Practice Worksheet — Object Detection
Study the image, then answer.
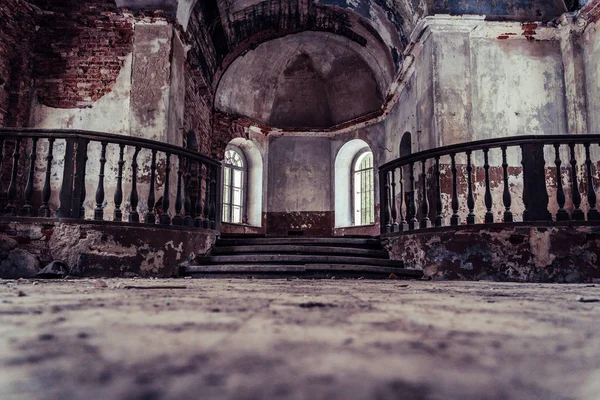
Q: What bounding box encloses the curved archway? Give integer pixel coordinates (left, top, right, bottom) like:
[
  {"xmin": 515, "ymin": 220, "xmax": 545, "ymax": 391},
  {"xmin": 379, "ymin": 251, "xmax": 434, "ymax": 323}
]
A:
[
  {"xmin": 334, "ymin": 139, "xmax": 372, "ymax": 228},
  {"xmin": 224, "ymin": 137, "xmax": 263, "ymax": 227},
  {"xmin": 215, "ymin": 31, "xmax": 390, "ymax": 129}
]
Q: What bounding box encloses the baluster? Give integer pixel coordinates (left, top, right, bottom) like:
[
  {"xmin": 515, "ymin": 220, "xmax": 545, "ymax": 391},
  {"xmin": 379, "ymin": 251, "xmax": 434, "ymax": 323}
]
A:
[
  {"xmin": 195, "ymin": 162, "xmax": 203, "ymax": 227},
  {"xmin": 203, "ymin": 163, "xmax": 211, "ymax": 229},
  {"xmin": 159, "ymin": 152, "xmax": 172, "ymax": 225},
  {"xmin": 184, "ymin": 158, "xmax": 194, "ymax": 227},
  {"xmin": 435, "ymin": 156, "xmax": 443, "ymax": 227},
  {"xmin": 466, "ymin": 151, "xmax": 475, "ymax": 224},
  {"xmin": 585, "ymin": 142, "xmax": 600, "ymax": 220},
  {"xmin": 4, "ymin": 138, "xmax": 21, "ymax": 215},
  {"xmin": 145, "ymin": 149, "xmax": 157, "ymax": 224},
  {"xmin": 384, "ymin": 171, "xmax": 392, "ymax": 233},
  {"xmin": 483, "ymin": 148, "xmax": 493, "ymax": 223},
  {"xmin": 21, "ymin": 138, "xmax": 38, "ymax": 216},
  {"xmin": 408, "ymin": 163, "xmax": 418, "ymax": 230},
  {"xmin": 209, "ymin": 166, "xmax": 217, "ymax": 229},
  {"xmin": 390, "ymin": 169, "xmax": 398, "ymax": 232},
  {"xmin": 450, "ymin": 153, "xmax": 460, "ymax": 226},
  {"xmin": 501, "ymin": 146, "xmax": 513, "ymax": 223},
  {"xmin": 94, "ymin": 141, "xmax": 108, "ymax": 220},
  {"xmin": 554, "ymin": 144, "xmax": 568, "ymax": 221},
  {"xmin": 113, "ymin": 144, "xmax": 125, "ymax": 221},
  {"xmin": 399, "ymin": 167, "xmax": 408, "ymax": 231},
  {"xmin": 128, "ymin": 146, "xmax": 141, "ymax": 223},
  {"xmin": 172, "ymin": 156, "xmax": 184, "ymax": 226},
  {"xmin": 521, "ymin": 145, "xmax": 529, "ymax": 222},
  {"xmin": 76, "ymin": 139, "xmax": 89, "ymax": 219},
  {"xmin": 570, "ymin": 143, "xmax": 584, "ymax": 221},
  {"xmin": 39, "ymin": 138, "xmax": 55, "ymax": 217},
  {"xmin": 420, "ymin": 159, "xmax": 431, "ymax": 228}
]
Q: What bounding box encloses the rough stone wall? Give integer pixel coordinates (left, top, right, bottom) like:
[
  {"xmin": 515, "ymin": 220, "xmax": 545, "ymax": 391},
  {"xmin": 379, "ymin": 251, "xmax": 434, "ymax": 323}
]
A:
[
  {"xmin": 385, "ymin": 224, "xmax": 600, "ymax": 283},
  {"xmin": 0, "ymin": 218, "xmax": 217, "ymax": 278},
  {"xmin": 32, "ymin": 0, "xmax": 134, "ymax": 109},
  {"xmin": 0, "ymin": 0, "xmax": 38, "ymax": 127}
]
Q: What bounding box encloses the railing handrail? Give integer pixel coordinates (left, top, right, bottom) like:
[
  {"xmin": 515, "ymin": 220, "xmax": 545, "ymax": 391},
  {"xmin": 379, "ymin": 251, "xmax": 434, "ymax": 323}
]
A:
[
  {"xmin": 380, "ymin": 134, "xmax": 600, "ymax": 171},
  {"xmin": 0, "ymin": 127, "xmax": 221, "ymax": 167}
]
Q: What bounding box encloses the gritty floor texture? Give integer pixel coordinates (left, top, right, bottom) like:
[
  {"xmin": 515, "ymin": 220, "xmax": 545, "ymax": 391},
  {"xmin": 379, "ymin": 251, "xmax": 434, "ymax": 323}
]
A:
[{"xmin": 1, "ymin": 279, "xmax": 600, "ymax": 400}]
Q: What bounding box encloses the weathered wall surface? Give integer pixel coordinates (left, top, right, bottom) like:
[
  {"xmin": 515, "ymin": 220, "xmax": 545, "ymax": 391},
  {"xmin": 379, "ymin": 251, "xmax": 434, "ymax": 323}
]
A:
[
  {"xmin": 33, "ymin": 0, "xmax": 134, "ymax": 110},
  {"xmin": 267, "ymin": 136, "xmax": 333, "ymax": 235},
  {"xmin": 385, "ymin": 224, "xmax": 600, "ymax": 283},
  {"xmin": 584, "ymin": 20, "xmax": 600, "ymax": 134},
  {"xmin": 0, "ymin": 0, "xmax": 38, "ymax": 128},
  {"xmin": 471, "ymin": 29, "xmax": 567, "ymax": 139},
  {"xmin": 0, "ymin": 218, "xmax": 216, "ymax": 278}
]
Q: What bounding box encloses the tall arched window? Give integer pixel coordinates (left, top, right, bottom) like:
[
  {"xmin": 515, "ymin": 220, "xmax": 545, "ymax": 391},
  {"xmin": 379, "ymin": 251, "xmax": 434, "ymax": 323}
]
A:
[
  {"xmin": 353, "ymin": 151, "xmax": 374, "ymax": 225},
  {"xmin": 222, "ymin": 148, "xmax": 246, "ymax": 223}
]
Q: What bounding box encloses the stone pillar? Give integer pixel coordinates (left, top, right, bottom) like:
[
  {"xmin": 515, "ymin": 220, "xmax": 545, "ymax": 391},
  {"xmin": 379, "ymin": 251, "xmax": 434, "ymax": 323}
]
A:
[
  {"xmin": 129, "ymin": 22, "xmax": 186, "ymax": 146},
  {"xmin": 558, "ymin": 15, "xmax": 589, "ymax": 134}
]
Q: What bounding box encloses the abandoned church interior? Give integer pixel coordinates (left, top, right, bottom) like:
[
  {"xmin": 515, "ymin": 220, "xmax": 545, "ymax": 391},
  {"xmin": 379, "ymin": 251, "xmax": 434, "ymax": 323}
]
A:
[
  {"xmin": 2, "ymin": 0, "xmax": 600, "ymax": 282},
  {"xmin": 1, "ymin": 0, "xmax": 600, "ymax": 398}
]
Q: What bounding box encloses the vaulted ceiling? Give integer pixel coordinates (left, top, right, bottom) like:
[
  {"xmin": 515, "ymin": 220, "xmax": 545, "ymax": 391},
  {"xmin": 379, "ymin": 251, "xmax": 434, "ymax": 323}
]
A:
[{"xmin": 116, "ymin": 0, "xmax": 574, "ymax": 128}]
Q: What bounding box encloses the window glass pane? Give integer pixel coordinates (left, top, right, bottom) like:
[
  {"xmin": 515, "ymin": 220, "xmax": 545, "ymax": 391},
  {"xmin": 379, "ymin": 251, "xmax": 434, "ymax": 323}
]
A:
[
  {"xmin": 223, "ymin": 205, "xmax": 230, "ymax": 222},
  {"xmin": 224, "ymin": 167, "xmax": 230, "ymax": 185},
  {"xmin": 223, "ymin": 186, "xmax": 230, "ymax": 204},
  {"xmin": 232, "ymin": 206, "xmax": 242, "ymax": 223},
  {"xmin": 233, "ymin": 188, "xmax": 242, "ymax": 206},
  {"xmin": 233, "ymin": 170, "xmax": 242, "ymax": 188}
]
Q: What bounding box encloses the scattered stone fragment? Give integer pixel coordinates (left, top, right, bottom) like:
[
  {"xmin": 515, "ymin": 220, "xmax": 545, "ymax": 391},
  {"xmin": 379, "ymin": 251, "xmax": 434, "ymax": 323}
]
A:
[
  {"xmin": 0, "ymin": 235, "xmax": 18, "ymax": 259},
  {"xmin": 299, "ymin": 302, "xmax": 334, "ymax": 309},
  {"xmin": 0, "ymin": 249, "xmax": 40, "ymax": 279},
  {"xmin": 94, "ymin": 280, "xmax": 108, "ymax": 288},
  {"xmin": 389, "ymin": 273, "xmax": 398, "ymax": 280},
  {"xmin": 38, "ymin": 333, "xmax": 54, "ymax": 341},
  {"xmin": 577, "ymin": 297, "xmax": 600, "ymax": 303},
  {"xmin": 123, "ymin": 285, "xmax": 187, "ymax": 290},
  {"xmin": 17, "ymin": 290, "xmax": 27, "ymax": 297},
  {"xmin": 37, "ymin": 260, "xmax": 69, "ymax": 279}
]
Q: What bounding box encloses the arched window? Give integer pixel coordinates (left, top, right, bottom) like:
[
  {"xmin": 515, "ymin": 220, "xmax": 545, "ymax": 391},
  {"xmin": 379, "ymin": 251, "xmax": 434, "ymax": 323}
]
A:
[
  {"xmin": 353, "ymin": 150, "xmax": 375, "ymax": 225},
  {"xmin": 222, "ymin": 148, "xmax": 246, "ymax": 223}
]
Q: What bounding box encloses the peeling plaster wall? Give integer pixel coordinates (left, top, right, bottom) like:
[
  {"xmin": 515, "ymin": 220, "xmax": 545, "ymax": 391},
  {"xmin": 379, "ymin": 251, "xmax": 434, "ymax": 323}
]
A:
[
  {"xmin": 0, "ymin": 218, "xmax": 217, "ymax": 277},
  {"xmin": 267, "ymin": 136, "xmax": 333, "ymax": 235},
  {"xmin": 584, "ymin": 20, "xmax": 600, "ymax": 134},
  {"xmin": 471, "ymin": 32, "xmax": 567, "ymax": 139},
  {"xmin": 30, "ymin": 55, "xmax": 133, "ymax": 134},
  {"xmin": 385, "ymin": 224, "xmax": 600, "ymax": 283}
]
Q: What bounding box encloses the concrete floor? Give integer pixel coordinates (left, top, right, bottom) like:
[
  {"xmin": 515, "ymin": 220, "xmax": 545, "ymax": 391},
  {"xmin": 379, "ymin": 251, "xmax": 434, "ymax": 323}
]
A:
[{"xmin": 1, "ymin": 279, "xmax": 599, "ymax": 400}]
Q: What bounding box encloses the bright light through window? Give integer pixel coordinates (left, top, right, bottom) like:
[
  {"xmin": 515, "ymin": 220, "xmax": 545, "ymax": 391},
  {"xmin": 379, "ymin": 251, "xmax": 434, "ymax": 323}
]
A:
[{"xmin": 354, "ymin": 151, "xmax": 374, "ymax": 225}]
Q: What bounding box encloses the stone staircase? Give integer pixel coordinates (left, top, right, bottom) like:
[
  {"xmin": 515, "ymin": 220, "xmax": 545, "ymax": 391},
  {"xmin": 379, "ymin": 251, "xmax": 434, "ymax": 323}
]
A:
[{"xmin": 180, "ymin": 236, "xmax": 423, "ymax": 279}]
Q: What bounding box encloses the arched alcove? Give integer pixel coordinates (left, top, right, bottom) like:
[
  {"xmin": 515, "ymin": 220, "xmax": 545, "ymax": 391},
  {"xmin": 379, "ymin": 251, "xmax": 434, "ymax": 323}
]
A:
[
  {"xmin": 334, "ymin": 139, "xmax": 372, "ymax": 228},
  {"xmin": 225, "ymin": 137, "xmax": 263, "ymax": 227}
]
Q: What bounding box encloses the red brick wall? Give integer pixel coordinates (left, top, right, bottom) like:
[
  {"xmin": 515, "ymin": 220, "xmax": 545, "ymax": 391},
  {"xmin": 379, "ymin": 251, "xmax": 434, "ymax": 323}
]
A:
[
  {"xmin": 184, "ymin": 64, "xmax": 213, "ymax": 155},
  {"xmin": 32, "ymin": 0, "xmax": 134, "ymax": 109},
  {"xmin": 0, "ymin": 0, "xmax": 38, "ymax": 127}
]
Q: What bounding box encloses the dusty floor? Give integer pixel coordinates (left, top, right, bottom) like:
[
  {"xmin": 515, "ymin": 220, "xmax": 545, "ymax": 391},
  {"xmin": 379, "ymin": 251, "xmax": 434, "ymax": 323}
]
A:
[{"xmin": 0, "ymin": 278, "xmax": 599, "ymax": 400}]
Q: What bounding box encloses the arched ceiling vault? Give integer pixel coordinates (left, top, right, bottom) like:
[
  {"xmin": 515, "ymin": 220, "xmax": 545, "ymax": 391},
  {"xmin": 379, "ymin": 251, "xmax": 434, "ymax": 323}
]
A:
[{"xmin": 116, "ymin": 0, "xmax": 574, "ymax": 129}]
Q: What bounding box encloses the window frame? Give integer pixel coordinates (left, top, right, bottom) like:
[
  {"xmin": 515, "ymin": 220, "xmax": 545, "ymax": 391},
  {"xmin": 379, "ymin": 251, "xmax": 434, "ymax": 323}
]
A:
[
  {"xmin": 222, "ymin": 147, "xmax": 248, "ymax": 224},
  {"xmin": 351, "ymin": 148, "xmax": 375, "ymax": 226}
]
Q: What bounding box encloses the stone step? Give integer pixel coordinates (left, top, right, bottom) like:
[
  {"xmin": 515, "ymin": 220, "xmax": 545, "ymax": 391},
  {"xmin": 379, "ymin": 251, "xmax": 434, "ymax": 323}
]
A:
[
  {"xmin": 211, "ymin": 245, "xmax": 389, "ymax": 259},
  {"xmin": 198, "ymin": 254, "xmax": 404, "ymax": 267},
  {"xmin": 216, "ymin": 237, "xmax": 382, "ymax": 249},
  {"xmin": 183, "ymin": 264, "xmax": 423, "ymax": 278}
]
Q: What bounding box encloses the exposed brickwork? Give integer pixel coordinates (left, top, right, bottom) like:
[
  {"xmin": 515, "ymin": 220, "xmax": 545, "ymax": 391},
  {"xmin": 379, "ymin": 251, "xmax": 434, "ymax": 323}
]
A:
[
  {"xmin": 32, "ymin": 0, "xmax": 134, "ymax": 108},
  {"xmin": 0, "ymin": 0, "xmax": 38, "ymax": 127},
  {"xmin": 184, "ymin": 65, "xmax": 213, "ymax": 155},
  {"xmin": 580, "ymin": 0, "xmax": 600, "ymax": 22}
]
